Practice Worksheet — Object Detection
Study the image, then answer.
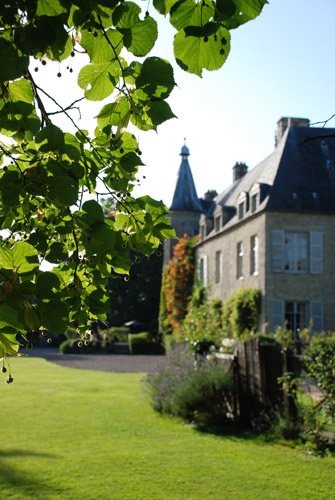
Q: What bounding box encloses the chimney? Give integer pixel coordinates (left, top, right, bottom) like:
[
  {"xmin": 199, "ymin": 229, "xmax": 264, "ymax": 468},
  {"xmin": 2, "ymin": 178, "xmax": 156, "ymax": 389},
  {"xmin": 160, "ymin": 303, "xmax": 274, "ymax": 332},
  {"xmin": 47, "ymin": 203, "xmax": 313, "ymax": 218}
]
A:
[
  {"xmin": 275, "ymin": 117, "xmax": 310, "ymax": 146},
  {"xmin": 232, "ymin": 162, "xmax": 248, "ymax": 182},
  {"xmin": 204, "ymin": 189, "xmax": 218, "ymax": 200}
]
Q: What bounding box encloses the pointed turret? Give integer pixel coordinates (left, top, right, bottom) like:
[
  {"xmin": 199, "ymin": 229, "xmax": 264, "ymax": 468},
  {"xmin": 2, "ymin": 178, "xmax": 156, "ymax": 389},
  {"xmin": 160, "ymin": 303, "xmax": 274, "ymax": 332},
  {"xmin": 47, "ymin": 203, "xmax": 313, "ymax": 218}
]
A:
[
  {"xmin": 163, "ymin": 141, "xmax": 204, "ymax": 265},
  {"xmin": 170, "ymin": 142, "xmax": 203, "ymax": 212}
]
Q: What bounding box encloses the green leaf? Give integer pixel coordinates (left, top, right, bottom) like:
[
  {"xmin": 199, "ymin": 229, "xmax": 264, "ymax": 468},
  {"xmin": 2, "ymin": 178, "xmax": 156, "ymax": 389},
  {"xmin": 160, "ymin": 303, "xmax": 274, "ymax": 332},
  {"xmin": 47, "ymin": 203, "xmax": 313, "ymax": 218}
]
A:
[
  {"xmin": 96, "ymin": 99, "xmax": 131, "ymax": 128},
  {"xmin": 80, "ymin": 28, "xmax": 123, "ymax": 64},
  {"xmin": 174, "ymin": 25, "xmax": 230, "ymax": 76},
  {"xmin": 218, "ymin": 0, "xmax": 268, "ymax": 30},
  {"xmin": 135, "ymin": 57, "xmax": 176, "ymax": 100},
  {"xmin": 24, "ymin": 303, "xmax": 40, "ymax": 331},
  {"xmin": 40, "ymin": 300, "xmax": 69, "ymax": 333},
  {"xmin": 78, "ymin": 62, "xmax": 121, "ymax": 101},
  {"xmin": 0, "ymin": 241, "xmax": 39, "ymax": 273},
  {"xmin": 36, "ymin": 0, "xmax": 67, "ymax": 17},
  {"xmin": 0, "ymin": 332, "xmax": 22, "ymax": 359},
  {"xmin": 47, "ymin": 175, "xmax": 78, "ymax": 206},
  {"xmin": 77, "ymin": 200, "xmax": 105, "ymax": 227},
  {"xmin": 131, "ymin": 100, "xmax": 176, "ymax": 131},
  {"xmin": 0, "ymin": 170, "xmax": 23, "ymax": 206},
  {"xmin": 36, "ymin": 271, "xmax": 61, "ymax": 298},
  {"xmin": 0, "ymin": 39, "xmax": 29, "ymax": 81},
  {"xmin": 169, "ymin": 0, "xmax": 197, "ymax": 30},
  {"xmin": 45, "ymin": 242, "xmax": 68, "ymax": 264},
  {"xmin": 35, "ymin": 124, "xmax": 65, "ymax": 152},
  {"xmin": 0, "ymin": 304, "xmax": 26, "ymax": 333},
  {"xmin": 114, "ymin": 2, "xmax": 158, "ymax": 57},
  {"xmin": 153, "ymin": 0, "xmax": 180, "ymax": 15},
  {"xmin": 8, "ymin": 79, "xmax": 34, "ymax": 104}
]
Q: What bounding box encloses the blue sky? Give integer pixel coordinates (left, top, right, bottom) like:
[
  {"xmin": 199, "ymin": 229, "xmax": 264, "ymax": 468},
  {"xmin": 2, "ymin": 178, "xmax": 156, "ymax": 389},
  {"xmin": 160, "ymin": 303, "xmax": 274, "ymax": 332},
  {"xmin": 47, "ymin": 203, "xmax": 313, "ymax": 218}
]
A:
[
  {"xmin": 29, "ymin": 0, "xmax": 335, "ymax": 207},
  {"xmin": 133, "ymin": 0, "xmax": 335, "ymax": 205}
]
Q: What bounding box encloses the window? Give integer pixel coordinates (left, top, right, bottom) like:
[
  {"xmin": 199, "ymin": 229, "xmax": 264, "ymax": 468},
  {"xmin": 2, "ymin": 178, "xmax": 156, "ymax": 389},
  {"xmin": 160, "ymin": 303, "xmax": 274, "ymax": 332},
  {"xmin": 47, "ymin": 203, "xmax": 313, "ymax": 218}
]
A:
[
  {"xmin": 284, "ymin": 233, "xmax": 307, "ymax": 272},
  {"xmin": 215, "ymin": 215, "xmax": 221, "ymax": 232},
  {"xmin": 249, "ymin": 183, "xmax": 260, "ymax": 213},
  {"xmin": 285, "ymin": 302, "xmax": 307, "ymax": 334},
  {"xmin": 251, "ymin": 194, "xmax": 258, "ymax": 213},
  {"xmin": 250, "ymin": 235, "xmax": 258, "ymax": 275},
  {"xmin": 272, "ymin": 230, "xmax": 323, "ymax": 274},
  {"xmin": 199, "ymin": 256, "xmax": 208, "ymax": 287},
  {"xmin": 237, "ymin": 242, "xmax": 243, "ymax": 279},
  {"xmin": 200, "ymin": 225, "xmax": 205, "ymax": 240},
  {"xmin": 215, "ymin": 250, "xmax": 222, "ymax": 284},
  {"xmin": 270, "ymin": 299, "xmax": 324, "ymax": 334},
  {"xmin": 238, "ymin": 202, "xmax": 245, "ymax": 220}
]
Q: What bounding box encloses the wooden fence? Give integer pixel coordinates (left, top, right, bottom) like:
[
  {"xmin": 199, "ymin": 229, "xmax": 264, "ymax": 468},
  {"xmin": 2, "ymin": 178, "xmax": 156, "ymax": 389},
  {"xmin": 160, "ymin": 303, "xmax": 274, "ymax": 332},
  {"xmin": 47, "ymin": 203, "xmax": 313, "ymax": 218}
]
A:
[{"xmin": 234, "ymin": 337, "xmax": 297, "ymax": 428}]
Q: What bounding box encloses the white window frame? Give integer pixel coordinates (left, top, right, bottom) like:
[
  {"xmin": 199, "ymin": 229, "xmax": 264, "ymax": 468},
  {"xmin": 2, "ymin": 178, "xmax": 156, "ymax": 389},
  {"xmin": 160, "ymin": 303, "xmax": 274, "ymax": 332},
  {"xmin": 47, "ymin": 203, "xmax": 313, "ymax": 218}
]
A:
[
  {"xmin": 284, "ymin": 232, "xmax": 308, "ymax": 273},
  {"xmin": 237, "ymin": 242, "xmax": 243, "ymax": 279},
  {"xmin": 199, "ymin": 256, "xmax": 208, "ymax": 287},
  {"xmin": 215, "ymin": 250, "xmax": 222, "ymax": 284},
  {"xmin": 250, "ymin": 235, "xmax": 258, "ymax": 275}
]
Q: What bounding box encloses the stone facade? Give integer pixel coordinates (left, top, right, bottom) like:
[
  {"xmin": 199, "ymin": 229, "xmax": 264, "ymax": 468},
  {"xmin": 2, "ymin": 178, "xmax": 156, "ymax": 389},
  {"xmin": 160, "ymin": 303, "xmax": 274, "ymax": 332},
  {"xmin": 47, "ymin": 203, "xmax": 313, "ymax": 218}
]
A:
[{"xmin": 194, "ymin": 118, "xmax": 335, "ymax": 333}]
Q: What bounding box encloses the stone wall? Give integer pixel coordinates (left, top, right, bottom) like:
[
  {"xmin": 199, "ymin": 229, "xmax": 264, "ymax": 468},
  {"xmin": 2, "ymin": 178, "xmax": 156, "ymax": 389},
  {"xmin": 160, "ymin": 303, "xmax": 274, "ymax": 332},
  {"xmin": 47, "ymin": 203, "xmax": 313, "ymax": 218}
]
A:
[
  {"xmin": 196, "ymin": 212, "xmax": 267, "ymax": 328},
  {"xmin": 265, "ymin": 211, "xmax": 335, "ymax": 331}
]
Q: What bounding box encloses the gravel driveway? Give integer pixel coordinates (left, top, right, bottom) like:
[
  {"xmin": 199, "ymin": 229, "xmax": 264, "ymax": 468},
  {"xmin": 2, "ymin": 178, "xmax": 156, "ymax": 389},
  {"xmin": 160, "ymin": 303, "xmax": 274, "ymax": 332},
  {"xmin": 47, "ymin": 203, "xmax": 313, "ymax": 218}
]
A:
[{"xmin": 25, "ymin": 347, "xmax": 167, "ymax": 373}]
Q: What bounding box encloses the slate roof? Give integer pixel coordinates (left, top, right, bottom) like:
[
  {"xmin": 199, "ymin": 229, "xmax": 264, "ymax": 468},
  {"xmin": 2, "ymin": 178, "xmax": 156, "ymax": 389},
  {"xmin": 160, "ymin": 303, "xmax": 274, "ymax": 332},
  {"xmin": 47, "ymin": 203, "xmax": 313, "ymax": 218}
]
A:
[
  {"xmin": 206, "ymin": 123, "xmax": 335, "ymax": 234},
  {"xmin": 170, "ymin": 144, "xmax": 204, "ymax": 212}
]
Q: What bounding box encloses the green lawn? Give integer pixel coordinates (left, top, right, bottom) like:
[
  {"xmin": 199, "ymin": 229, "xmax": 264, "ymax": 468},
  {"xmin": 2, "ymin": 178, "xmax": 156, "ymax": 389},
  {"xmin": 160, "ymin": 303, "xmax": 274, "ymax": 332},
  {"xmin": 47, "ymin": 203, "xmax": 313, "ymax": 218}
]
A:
[{"xmin": 1, "ymin": 357, "xmax": 335, "ymax": 500}]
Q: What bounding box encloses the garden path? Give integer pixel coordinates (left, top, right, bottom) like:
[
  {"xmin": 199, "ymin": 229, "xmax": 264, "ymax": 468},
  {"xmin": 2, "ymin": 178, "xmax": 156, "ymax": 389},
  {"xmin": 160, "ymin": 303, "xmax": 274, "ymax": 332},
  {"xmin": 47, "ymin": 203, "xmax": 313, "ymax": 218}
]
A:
[{"xmin": 24, "ymin": 347, "xmax": 166, "ymax": 373}]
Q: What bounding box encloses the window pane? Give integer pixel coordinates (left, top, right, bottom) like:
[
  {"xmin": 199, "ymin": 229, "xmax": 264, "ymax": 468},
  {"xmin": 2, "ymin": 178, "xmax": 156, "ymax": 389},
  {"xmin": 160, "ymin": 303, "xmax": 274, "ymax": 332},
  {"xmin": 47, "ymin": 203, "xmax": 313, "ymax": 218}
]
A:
[{"xmin": 284, "ymin": 232, "xmax": 308, "ymax": 272}]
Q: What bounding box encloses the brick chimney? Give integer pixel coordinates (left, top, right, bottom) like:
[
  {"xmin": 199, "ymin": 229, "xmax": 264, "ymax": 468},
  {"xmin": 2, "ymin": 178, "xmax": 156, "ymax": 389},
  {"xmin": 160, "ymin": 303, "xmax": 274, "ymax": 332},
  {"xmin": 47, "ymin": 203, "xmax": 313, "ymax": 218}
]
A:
[
  {"xmin": 232, "ymin": 162, "xmax": 248, "ymax": 182},
  {"xmin": 275, "ymin": 117, "xmax": 310, "ymax": 146},
  {"xmin": 204, "ymin": 189, "xmax": 218, "ymax": 200}
]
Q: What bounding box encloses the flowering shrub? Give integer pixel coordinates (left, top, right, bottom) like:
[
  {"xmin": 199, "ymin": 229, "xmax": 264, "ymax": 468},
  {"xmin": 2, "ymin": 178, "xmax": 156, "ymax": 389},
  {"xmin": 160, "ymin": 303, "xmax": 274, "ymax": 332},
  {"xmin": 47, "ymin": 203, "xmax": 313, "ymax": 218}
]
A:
[
  {"xmin": 159, "ymin": 235, "xmax": 197, "ymax": 334},
  {"xmin": 145, "ymin": 350, "xmax": 235, "ymax": 428},
  {"xmin": 179, "ymin": 286, "xmax": 223, "ymax": 344}
]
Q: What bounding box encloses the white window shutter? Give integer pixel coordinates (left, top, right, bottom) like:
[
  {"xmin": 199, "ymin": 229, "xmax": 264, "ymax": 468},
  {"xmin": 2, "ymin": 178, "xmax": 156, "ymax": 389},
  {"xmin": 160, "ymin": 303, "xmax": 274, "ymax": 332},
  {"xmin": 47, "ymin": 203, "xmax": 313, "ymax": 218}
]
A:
[
  {"xmin": 270, "ymin": 299, "xmax": 284, "ymax": 332},
  {"xmin": 204, "ymin": 255, "xmax": 208, "ymax": 287},
  {"xmin": 310, "ymin": 231, "xmax": 323, "ymax": 274},
  {"xmin": 272, "ymin": 230, "xmax": 284, "ymax": 272},
  {"xmin": 310, "ymin": 301, "xmax": 324, "ymax": 332}
]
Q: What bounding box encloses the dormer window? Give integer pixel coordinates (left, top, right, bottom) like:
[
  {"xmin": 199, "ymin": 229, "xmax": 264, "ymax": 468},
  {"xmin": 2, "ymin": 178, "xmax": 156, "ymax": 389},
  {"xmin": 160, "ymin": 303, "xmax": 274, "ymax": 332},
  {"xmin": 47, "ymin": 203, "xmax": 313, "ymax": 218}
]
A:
[
  {"xmin": 215, "ymin": 215, "xmax": 221, "ymax": 232},
  {"xmin": 238, "ymin": 202, "xmax": 245, "ymax": 220},
  {"xmin": 249, "ymin": 183, "xmax": 261, "ymax": 214},
  {"xmin": 251, "ymin": 193, "xmax": 258, "ymax": 213},
  {"xmin": 237, "ymin": 191, "xmax": 248, "ymax": 220}
]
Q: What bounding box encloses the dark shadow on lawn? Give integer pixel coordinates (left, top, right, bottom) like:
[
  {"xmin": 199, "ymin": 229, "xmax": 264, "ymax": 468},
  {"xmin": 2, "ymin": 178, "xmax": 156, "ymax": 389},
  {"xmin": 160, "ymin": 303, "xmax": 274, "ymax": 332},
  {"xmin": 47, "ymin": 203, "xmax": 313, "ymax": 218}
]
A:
[
  {"xmin": 194, "ymin": 423, "xmax": 299, "ymax": 450},
  {"xmin": 0, "ymin": 449, "xmax": 68, "ymax": 498}
]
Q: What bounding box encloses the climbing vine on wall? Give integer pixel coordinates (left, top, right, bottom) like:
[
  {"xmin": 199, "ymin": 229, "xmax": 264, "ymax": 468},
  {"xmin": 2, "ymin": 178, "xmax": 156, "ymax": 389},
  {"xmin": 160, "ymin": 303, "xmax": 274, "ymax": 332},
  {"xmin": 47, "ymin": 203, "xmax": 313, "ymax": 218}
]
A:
[{"xmin": 160, "ymin": 235, "xmax": 197, "ymax": 333}]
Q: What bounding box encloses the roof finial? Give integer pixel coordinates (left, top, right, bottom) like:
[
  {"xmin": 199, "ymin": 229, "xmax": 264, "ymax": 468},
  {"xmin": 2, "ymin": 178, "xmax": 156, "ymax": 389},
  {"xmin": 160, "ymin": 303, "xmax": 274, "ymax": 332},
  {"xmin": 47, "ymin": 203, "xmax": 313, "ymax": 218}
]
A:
[{"xmin": 180, "ymin": 139, "xmax": 190, "ymax": 157}]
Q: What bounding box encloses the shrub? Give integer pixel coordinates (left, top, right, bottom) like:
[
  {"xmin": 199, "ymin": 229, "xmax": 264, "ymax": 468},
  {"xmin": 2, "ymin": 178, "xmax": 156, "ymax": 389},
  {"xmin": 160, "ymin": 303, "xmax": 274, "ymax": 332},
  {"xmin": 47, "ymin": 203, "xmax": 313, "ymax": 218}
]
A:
[
  {"xmin": 145, "ymin": 350, "xmax": 235, "ymax": 428},
  {"xmin": 222, "ymin": 287, "xmax": 261, "ymax": 339},
  {"xmin": 128, "ymin": 332, "xmax": 165, "ymax": 355},
  {"xmin": 100, "ymin": 326, "xmax": 130, "ymax": 343},
  {"xmin": 179, "ymin": 294, "xmax": 223, "ymax": 346},
  {"xmin": 59, "ymin": 338, "xmax": 114, "ymax": 354}
]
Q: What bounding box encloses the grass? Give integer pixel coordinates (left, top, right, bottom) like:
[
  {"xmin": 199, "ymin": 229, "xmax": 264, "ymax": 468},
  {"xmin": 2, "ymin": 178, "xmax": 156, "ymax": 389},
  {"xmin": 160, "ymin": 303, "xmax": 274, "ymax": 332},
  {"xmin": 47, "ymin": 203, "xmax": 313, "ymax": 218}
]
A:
[{"xmin": 1, "ymin": 357, "xmax": 335, "ymax": 500}]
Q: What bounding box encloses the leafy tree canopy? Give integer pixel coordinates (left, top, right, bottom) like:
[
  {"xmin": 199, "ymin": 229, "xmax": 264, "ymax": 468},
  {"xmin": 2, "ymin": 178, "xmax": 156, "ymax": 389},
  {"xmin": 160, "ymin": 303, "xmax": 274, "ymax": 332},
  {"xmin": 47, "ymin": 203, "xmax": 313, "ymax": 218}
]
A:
[{"xmin": 0, "ymin": 0, "xmax": 266, "ymax": 380}]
